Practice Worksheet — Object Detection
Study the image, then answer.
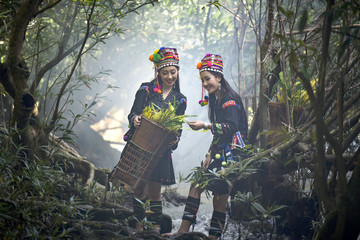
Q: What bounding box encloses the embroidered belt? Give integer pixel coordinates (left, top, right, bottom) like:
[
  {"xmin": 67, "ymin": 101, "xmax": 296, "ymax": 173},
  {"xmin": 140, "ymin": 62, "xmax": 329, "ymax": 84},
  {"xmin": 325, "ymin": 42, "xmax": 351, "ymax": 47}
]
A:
[{"xmin": 231, "ymin": 131, "xmax": 246, "ymax": 149}]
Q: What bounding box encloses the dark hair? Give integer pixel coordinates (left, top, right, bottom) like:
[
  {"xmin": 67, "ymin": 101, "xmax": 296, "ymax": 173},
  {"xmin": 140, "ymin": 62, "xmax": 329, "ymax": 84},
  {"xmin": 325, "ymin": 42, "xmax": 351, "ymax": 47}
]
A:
[
  {"xmin": 152, "ymin": 66, "xmax": 181, "ymax": 92},
  {"xmin": 207, "ymin": 72, "xmax": 247, "ymax": 130}
]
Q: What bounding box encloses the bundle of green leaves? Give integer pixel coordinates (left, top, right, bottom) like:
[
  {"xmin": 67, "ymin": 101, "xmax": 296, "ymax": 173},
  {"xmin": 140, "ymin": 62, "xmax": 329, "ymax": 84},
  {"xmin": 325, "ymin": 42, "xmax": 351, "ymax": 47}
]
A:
[{"xmin": 142, "ymin": 102, "xmax": 193, "ymax": 133}]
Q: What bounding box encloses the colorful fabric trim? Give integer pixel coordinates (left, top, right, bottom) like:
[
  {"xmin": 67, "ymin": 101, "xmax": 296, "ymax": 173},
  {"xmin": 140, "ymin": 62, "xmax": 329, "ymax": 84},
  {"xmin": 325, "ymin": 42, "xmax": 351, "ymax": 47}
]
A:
[
  {"xmin": 214, "ymin": 123, "xmax": 224, "ymax": 135},
  {"xmin": 222, "ymin": 100, "xmax": 241, "ymax": 111},
  {"xmin": 213, "ymin": 123, "xmax": 232, "ymax": 136},
  {"xmin": 231, "ymin": 131, "xmax": 246, "ymax": 149},
  {"xmin": 179, "ymin": 98, "xmax": 187, "ymax": 105},
  {"xmin": 138, "ymin": 85, "xmax": 149, "ymax": 95}
]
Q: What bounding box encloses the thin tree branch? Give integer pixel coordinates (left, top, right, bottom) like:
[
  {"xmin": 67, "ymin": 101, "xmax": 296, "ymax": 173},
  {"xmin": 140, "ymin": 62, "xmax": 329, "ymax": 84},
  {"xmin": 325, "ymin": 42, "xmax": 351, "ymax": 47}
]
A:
[
  {"xmin": 30, "ymin": 1, "xmax": 80, "ymax": 94},
  {"xmin": 49, "ymin": 0, "xmax": 96, "ymax": 132},
  {"xmin": 203, "ymin": 4, "xmax": 211, "ymax": 51},
  {"xmin": 288, "ymin": 23, "xmax": 360, "ymax": 35},
  {"xmin": 36, "ymin": 0, "xmax": 62, "ymax": 15}
]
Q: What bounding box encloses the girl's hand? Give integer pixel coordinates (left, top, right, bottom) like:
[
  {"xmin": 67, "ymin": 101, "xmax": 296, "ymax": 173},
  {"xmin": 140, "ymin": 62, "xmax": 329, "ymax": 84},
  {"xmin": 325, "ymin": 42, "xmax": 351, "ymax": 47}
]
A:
[
  {"xmin": 169, "ymin": 136, "xmax": 179, "ymax": 147},
  {"xmin": 134, "ymin": 115, "xmax": 142, "ymax": 128},
  {"xmin": 202, "ymin": 153, "xmax": 211, "ymax": 169},
  {"xmin": 188, "ymin": 121, "xmax": 205, "ymax": 130}
]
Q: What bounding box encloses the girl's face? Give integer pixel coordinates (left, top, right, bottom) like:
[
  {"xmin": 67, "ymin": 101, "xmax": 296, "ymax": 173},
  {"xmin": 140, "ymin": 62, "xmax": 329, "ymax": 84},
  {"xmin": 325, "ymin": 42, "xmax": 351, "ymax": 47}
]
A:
[
  {"xmin": 200, "ymin": 71, "xmax": 221, "ymax": 95},
  {"xmin": 159, "ymin": 66, "xmax": 178, "ymax": 89}
]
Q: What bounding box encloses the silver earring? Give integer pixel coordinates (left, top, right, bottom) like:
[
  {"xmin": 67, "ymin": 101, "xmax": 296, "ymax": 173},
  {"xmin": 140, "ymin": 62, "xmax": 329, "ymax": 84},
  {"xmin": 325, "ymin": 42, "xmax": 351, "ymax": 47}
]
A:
[{"xmin": 218, "ymin": 82, "xmax": 221, "ymax": 91}]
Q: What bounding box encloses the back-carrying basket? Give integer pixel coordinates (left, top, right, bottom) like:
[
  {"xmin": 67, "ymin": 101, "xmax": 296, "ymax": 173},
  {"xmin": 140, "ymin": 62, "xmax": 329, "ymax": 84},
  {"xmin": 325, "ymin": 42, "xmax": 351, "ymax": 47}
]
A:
[{"xmin": 110, "ymin": 116, "xmax": 178, "ymax": 195}]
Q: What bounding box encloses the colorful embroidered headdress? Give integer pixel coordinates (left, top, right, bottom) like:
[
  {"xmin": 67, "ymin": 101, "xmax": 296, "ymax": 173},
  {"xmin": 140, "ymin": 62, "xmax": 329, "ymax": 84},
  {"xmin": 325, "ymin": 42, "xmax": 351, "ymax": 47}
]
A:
[
  {"xmin": 149, "ymin": 47, "xmax": 179, "ymax": 70},
  {"xmin": 197, "ymin": 53, "xmax": 224, "ymax": 106},
  {"xmin": 196, "ymin": 53, "xmax": 223, "ymax": 74},
  {"xmin": 149, "ymin": 47, "xmax": 179, "ymax": 93}
]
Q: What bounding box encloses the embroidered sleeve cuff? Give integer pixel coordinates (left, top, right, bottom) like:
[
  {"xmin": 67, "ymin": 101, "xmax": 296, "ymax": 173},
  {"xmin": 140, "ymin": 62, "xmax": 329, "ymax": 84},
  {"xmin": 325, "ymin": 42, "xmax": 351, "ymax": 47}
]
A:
[
  {"xmin": 211, "ymin": 123, "xmax": 223, "ymax": 135},
  {"xmin": 211, "ymin": 123, "xmax": 231, "ymax": 136}
]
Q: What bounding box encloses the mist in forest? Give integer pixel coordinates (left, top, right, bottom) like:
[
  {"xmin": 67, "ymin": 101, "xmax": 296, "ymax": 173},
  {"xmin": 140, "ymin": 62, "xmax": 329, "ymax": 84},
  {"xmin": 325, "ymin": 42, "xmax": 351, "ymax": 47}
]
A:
[
  {"xmin": 75, "ymin": 38, "xmax": 212, "ymax": 176},
  {"xmin": 71, "ymin": 6, "xmax": 249, "ymax": 178},
  {"xmin": 73, "ymin": 37, "xmax": 241, "ymax": 177}
]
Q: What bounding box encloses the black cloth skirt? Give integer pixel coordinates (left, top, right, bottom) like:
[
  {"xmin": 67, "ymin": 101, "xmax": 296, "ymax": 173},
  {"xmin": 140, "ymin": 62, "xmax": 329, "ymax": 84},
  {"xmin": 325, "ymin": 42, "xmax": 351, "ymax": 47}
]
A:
[
  {"xmin": 149, "ymin": 150, "xmax": 176, "ymax": 185},
  {"xmin": 206, "ymin": 143, "xmax": 250, "ymax": 195}
]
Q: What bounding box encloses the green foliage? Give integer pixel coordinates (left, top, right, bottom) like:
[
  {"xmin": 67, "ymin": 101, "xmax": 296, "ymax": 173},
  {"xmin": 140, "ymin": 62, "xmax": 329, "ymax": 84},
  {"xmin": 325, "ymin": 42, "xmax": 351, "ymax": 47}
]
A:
[
  {"xmin": 270, "ymin": 70, "xmax": 312, "ymax": 110},
  {"xmin": 0, "ymin": 133, "xmax": 74, "ymax": 238},
  {"xmin": 185, "ymin": 144, "xmax": 266, "ymax": 197},
  {"xmin": 278, "ymin": 6, "xmax": 294, "ymax": 19},
  {"xmin": 297, "ymin": 9, "xmax": 308, "ymax": 33},
  {"xmin": 127, "ymin": 198, "xmax": 159, "ymax": 230},
  {"xmin": 123, "ymin": 0, "xmax": 256, "ymax": 65},
  {"xmin": 224, "ymin": 145, "xmax": 268, "ymax": 178},
  {"xmin": 105, "ymin": 180, "xmax": 128, "ymax": 205},
  {"xmin": 1, "ymin": 0, "xmax": 159, "ymax": 149},
  {"xmin": 142, "ymin": 101, "xmax": 194, "ymax": 133},
  {"xmin": 232, "ymin": 191, "xmax": 288, "ymax": 238},
  {"xmin": 0, "ymin": 126, "xmax": 127, "ymax": 239},
  {"xmin": 202, "ymin": 0, "xmax": 222, "ymax": 11},
  {"xmin": 52, "ymin": 70, "xmax": 117, "ymax": 145}
]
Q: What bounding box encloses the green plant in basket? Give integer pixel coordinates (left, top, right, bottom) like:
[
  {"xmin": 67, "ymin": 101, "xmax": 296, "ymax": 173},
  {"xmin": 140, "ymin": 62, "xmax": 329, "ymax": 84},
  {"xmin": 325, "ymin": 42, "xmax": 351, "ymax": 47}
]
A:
[{"xmin": 142, "ymin": 101, "xmax": 193, "ymax": 133}]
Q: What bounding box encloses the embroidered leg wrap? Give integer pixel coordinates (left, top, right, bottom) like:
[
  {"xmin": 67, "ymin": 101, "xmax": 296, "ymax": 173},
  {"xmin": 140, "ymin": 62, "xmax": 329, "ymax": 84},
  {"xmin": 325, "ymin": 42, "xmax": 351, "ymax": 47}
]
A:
[
  {"xmin": 133, "ymin": 198, "xmax": 146, "ymax": 222},
  {"xmin": 182, "ymin": 196, "xmax": 200, "ymax": 224},
  {"xmin": 209, "ymin": 211, "xmax": 226, "ymax": 237},
  {"xmin": 148, "ymin": 201, "xmax": 162, "ymax": 226}
]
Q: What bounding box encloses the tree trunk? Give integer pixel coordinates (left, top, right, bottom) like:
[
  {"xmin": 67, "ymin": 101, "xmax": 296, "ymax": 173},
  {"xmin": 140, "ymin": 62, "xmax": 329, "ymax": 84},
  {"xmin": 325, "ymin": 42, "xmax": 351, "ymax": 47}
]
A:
[
  {"xmin": 258, "ymin": 0, "xmax": 275, "ymax": 149},
  {"xmin": 5, "ymin": 0, "xmax": 43, "ymax": 157},
  {"xmin": 316, "ymin": 153, "xmax": 360, "ymax": 240}
]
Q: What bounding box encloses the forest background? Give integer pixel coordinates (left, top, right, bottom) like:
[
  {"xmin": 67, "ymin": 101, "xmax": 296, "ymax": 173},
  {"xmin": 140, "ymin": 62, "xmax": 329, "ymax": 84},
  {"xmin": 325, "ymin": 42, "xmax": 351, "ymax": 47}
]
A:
[{"xmin": 0, "ymin": 0, "xmax": 359, "ymax": 239}]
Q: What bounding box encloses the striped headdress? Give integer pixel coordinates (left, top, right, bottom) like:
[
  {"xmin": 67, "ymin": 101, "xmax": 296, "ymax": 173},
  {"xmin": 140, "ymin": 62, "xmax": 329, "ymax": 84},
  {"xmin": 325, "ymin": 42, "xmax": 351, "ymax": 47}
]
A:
[
  {"xmin": 196, "ymin": 53, "xmax": 223, "ymax": 74},
  {"xmin": 149, "ymin": 47, "xmax": 179, "ymax": 70}
]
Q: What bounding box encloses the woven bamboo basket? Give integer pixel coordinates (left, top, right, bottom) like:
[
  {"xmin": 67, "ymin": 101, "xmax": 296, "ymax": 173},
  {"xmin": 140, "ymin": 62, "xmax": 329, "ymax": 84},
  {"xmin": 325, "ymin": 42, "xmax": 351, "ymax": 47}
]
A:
[{"xmin": 110, "ymin": 116, "xmax": 178, "ymax": 195}]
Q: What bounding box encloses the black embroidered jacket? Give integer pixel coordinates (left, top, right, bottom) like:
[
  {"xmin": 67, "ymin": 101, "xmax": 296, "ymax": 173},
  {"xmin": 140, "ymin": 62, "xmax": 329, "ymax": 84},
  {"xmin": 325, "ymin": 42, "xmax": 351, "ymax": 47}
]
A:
[
  {"xmin": 128, "ymin": 81, "xmax": 187, "ymax": 150},
  {"xmin": 210, "ymin": 93, "xmax": 248, "ymax": 150}
]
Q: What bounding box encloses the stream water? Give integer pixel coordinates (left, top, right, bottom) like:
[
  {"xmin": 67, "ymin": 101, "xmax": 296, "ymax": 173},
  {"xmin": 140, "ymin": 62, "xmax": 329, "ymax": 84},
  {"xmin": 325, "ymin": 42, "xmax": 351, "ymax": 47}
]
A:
[{"xmin": 163, "ymin": 182, "xmax": 240, "ymax": 240}]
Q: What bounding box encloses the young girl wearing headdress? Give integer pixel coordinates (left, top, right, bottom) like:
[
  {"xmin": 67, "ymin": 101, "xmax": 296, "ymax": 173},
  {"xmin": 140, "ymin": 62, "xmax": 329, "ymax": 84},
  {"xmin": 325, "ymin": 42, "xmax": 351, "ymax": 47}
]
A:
[
  {"xmin": 167, "ymin": 54, "xmax": 248, "ymax": 239},
  {"xmin": 121, "ymin": 47, "xmax": 186, "ymax": 232}
]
